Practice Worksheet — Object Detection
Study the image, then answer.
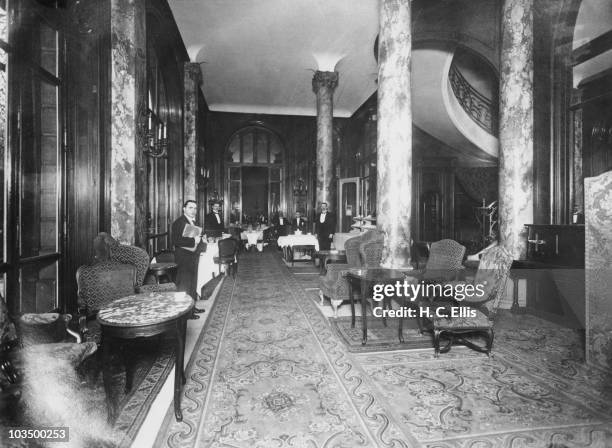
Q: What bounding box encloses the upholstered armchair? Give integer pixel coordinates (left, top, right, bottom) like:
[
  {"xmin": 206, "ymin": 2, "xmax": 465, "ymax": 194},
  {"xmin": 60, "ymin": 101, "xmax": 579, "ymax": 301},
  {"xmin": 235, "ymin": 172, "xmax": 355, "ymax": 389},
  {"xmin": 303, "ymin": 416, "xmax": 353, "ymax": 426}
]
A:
[
  {"xmin": 423, "ymin": 245, "xmax": 513, "ymax": 357},
  {"xmin": 359, "ymin": 238, "xmax": 384, "ymax": 268},
  {"xmin": 318, "ymin": 230, "xmax": 384, "ymax": 317},
  {"xmin": 1, "ymin": 296, "xmax": 97, "ymax": 418},
  {"xmin": 76, "ymin": 261, "xmax": 137, "ymax": 344},
  {"xmin": 419, "ymin": 239, "xmax": 466, "ymax": 282},
  {"xmin": 95, "ymin": 232, "xmax": 177, "ymax": 293}
]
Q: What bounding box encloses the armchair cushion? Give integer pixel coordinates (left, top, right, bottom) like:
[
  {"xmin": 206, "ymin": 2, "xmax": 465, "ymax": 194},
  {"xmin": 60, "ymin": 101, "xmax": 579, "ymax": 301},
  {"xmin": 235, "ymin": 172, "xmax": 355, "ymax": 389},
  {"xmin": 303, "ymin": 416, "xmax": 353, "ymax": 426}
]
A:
[{"xmin": 433, "ymin": 308, "xmax": 491, "ymax": 329}]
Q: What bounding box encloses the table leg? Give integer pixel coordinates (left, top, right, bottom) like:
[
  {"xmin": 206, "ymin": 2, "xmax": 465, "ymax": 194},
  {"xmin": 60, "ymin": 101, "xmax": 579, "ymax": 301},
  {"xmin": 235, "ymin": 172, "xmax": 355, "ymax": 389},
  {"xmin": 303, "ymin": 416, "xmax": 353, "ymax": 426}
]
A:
[
  {"xmin": 382, "ymin": 292, "xmax": 388, "ymax": 327},
  {"xmin": 349, "ymin": 278, "xmax": 356, "ymax": 328},
  {"xmin": 361, "ymin": 279, "xmax": 368, "ymax": 345},
  {"xmin": 174, "ymin": 317, "xmax": 185, "ymax": 422},
  {"xmin": 123, "ymin": 341, "xmax": 134, "ymax": 393},
  {"xmin": 398, "ymin": 295, "xmax": 405, "ymax": 343},
  {"xmin": 102, "ymin": 333, "xmax": 116, "ymax": 423},
  {"xmin": 181, "ymin": 318, "xmax": 187, "ymax": 385}
]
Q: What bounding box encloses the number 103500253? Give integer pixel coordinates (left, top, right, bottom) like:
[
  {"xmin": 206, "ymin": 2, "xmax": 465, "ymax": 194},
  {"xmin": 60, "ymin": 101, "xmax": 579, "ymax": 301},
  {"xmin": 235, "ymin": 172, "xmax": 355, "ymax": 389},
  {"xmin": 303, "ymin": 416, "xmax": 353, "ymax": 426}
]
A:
[{"xmin": 6, "ymin": 427, "xmax": 69, "ymax": 442}]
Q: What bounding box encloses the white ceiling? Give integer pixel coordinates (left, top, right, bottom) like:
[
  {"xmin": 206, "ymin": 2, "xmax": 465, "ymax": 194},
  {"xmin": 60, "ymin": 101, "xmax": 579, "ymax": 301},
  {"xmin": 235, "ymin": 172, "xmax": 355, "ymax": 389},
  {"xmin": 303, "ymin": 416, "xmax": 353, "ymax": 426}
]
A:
[{"xmin": 167, "ymin": 0, "xmax": 380, "ymax": 117}]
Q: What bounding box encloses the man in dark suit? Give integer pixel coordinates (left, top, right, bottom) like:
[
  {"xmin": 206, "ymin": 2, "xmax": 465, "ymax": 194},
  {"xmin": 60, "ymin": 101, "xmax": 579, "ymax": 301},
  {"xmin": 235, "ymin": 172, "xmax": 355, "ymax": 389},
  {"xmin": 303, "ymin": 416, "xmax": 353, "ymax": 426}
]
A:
[
  {"xmin": 204, "ymin": 201, "xmax": 225, "ymax": 236},
  {"xmin": 315, "ymin": 202, "xmax": 336, "ymax": 250},
  {"xmin": 171, "ymin": 200, "xmax": 205, "ymax": 318},
  {"xmin": 291, "ymin": 211, "xmax": 307, "ymax": 233}
]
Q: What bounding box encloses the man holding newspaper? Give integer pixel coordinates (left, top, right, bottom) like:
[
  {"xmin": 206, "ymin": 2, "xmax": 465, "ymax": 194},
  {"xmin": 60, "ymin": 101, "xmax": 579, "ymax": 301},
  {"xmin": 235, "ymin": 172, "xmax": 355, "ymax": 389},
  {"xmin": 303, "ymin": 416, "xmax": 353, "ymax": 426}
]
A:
[{"xmin": 171, "ymin": 199, "xmax": 206, "ymax": 319}]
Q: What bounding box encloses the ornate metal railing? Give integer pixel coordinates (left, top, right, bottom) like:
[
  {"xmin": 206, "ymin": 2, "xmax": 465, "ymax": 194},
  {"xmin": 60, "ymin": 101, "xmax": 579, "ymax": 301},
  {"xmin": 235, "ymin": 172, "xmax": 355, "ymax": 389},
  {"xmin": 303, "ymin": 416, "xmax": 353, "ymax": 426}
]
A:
[{"xmin": 448, "ymin": 63, "xmax": 498, "ymax": 136}]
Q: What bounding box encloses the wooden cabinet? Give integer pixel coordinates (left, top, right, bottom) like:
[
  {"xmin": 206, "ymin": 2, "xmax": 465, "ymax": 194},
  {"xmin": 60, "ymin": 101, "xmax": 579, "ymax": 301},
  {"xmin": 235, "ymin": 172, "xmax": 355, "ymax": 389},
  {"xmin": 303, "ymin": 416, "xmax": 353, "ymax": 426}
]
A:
[{"xmin": 512, "ymin": 224, "xmax": 585, "ymax": 328}]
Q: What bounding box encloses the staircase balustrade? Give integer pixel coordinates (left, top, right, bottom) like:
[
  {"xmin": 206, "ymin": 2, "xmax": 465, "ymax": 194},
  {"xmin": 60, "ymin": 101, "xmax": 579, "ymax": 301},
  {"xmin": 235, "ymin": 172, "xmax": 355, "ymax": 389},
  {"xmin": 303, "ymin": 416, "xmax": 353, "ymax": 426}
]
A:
[{"xmin": 448, "ymin": 63, "xmax": 498, "ymax": 137}]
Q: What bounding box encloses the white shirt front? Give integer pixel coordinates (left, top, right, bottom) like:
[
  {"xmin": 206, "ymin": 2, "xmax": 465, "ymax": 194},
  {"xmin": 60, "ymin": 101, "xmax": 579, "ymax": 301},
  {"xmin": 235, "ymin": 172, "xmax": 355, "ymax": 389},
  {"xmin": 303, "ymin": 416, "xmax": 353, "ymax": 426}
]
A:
[
  {"xmin": 214, "ymin": 213, "xmax": 221, "ymax": 224},
  {"xmin": 319, "ymin": 213, "xmax": 326, "ymax": 223}
]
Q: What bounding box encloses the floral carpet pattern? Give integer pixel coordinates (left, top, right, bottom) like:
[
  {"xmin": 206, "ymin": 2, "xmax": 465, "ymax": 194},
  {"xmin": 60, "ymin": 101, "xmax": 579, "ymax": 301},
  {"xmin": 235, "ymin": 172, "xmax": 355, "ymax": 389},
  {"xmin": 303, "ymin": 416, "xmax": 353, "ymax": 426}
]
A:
[{"xmin": 156, "ymin": 251, "xmax": 612, "ymax": 447}]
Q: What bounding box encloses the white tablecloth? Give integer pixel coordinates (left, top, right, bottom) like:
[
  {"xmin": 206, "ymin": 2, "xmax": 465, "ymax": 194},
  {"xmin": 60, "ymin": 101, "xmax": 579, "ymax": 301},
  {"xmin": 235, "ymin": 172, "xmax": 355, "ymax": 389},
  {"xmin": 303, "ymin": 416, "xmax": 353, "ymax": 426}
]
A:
[
  {"xmin": 277, "ymin": 234, "xmax": 319, "ymax": 251},
  {"xmin": 241, "ymin": 230, "xmax": 264, "ymax": 246}
]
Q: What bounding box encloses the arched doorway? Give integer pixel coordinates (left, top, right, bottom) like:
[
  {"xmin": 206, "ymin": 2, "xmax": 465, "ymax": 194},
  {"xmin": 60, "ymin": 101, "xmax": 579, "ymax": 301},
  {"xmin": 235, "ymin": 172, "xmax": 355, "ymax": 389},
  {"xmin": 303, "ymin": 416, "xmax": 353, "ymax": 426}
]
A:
[{"xmin": 225, "ymin": 125, "xmax": 285, "ymax": 225}]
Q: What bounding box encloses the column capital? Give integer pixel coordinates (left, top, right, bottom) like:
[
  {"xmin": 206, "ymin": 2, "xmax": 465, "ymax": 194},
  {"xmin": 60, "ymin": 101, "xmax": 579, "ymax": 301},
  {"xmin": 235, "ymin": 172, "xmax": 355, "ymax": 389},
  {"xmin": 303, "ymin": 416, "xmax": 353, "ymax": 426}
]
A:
[
  {"xmin": 312, "ymin": 71, "xmax": 339, "ymax": 93},
  {"xmin": 185, "ymin": 62, "xmax": 202, "ymax": 83}
]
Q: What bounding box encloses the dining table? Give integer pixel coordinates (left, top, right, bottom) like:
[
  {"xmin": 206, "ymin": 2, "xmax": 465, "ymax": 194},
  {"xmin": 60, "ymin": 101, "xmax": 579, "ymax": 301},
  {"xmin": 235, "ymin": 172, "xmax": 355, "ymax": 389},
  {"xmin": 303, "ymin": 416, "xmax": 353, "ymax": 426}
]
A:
[{"xmin": 277, "ymin": 234, "xmax": 319, "ymax": 265}]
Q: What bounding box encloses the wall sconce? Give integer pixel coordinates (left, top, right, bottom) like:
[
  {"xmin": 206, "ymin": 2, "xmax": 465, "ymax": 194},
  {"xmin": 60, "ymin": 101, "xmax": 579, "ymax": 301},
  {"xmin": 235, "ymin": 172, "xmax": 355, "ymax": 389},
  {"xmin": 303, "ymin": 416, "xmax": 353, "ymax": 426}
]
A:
[
  {"xmin": 139, "ymin": 109, "xmax": 168, "ymax": 158},
  {"xmin": 591, "ymin": 121, "xmax": 612, "ymax": 143},
  {"xmin": 198, "ymin": 167, "xmax": 211, "ymax": 190},
  {"xmin": 293, "ymin": 177, "xmax": 307, "ymax": 196}
]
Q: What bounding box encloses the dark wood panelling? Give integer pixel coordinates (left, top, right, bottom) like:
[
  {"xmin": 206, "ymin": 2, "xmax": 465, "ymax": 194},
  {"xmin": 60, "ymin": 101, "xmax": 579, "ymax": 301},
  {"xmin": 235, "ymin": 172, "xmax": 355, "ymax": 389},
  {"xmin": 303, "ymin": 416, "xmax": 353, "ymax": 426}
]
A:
[{"xmin": 62, "ymin": 0, "xmax": 108, "ymax": 312}]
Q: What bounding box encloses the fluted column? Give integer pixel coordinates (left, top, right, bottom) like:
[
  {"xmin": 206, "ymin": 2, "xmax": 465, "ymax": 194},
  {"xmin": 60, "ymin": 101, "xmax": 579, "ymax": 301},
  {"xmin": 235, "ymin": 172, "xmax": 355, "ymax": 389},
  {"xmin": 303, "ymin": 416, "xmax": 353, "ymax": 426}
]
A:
[
  {"xmin": 377, "ymin": 0, "xmax": 412, "ymax": 268},
  {"xmin": 110, "ymin": 0, "xmax": 146, "ymax": 245},
  {"xmin": 312, "ymin": 71, "xmax": 338, "ymax": 212},
  {"xmin": 499, "ymin": 0, "xmax": 534, "ymax": 259},
  {"xmin": 184, "ymin": 62, "xmax": 201, "ymax": 200}
]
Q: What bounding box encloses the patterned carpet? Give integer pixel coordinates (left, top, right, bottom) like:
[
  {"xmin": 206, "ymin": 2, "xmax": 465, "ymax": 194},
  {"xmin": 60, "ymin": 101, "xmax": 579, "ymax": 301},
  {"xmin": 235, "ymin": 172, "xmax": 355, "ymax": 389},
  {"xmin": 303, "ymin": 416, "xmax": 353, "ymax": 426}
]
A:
[{"xmin": 155, "ymin": 250, "xmax": 612, "ymax": 447}]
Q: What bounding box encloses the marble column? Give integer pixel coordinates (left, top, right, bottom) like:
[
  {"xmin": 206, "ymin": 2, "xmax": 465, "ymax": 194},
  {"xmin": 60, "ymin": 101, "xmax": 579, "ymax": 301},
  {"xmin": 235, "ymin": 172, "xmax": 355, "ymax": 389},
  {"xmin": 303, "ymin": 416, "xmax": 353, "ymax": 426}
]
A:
[
  {"xmin": 110, "ymin": 0, "xmax": 146, "ymax": 245},
  {"xmin": 498, "ymin": 0, "xmax": 534, "ymax": 259},
  {"xmin": 312, "ymin": 71, "xmax": 338, "ymax": 212},
  {"xmin": 585, "ymin": 171, "xmax": 612, "ymax": 369},
  {"xmin": 376, "ymin": 0, "xmax": 412, "ymax": 269},
  {"xmin": 184, "ymin": 62, "xmax": 201, "ymax": 201}
]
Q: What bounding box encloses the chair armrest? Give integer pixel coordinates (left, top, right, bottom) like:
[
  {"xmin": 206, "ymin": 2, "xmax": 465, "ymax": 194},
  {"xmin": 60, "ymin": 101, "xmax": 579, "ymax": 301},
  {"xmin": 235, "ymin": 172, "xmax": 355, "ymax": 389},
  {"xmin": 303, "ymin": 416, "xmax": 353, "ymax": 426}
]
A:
[{"xmin": 77, "ymin": 307, "xmax": 88, "ymax": 338}]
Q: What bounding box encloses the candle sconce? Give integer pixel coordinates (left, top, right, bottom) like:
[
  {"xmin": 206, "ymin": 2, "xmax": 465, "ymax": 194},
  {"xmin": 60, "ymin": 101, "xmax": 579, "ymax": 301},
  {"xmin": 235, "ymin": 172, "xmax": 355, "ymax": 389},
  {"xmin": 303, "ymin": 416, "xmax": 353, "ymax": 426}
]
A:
[
  {"xmin": 139, "ymin": 108, "xmax": 168, "ymax": 158},
  {"xmin": 198, "ymin": 167, "xmax": 211, "ymax": 190},
  {"xmin": 293, "ymin": 177, "xmax": 307, "ymax": 196}
]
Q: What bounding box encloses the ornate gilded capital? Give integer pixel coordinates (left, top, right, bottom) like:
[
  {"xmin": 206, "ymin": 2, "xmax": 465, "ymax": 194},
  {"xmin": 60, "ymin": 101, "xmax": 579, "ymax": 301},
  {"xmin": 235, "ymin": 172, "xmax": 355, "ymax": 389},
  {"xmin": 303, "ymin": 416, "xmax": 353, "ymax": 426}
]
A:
[{"xmin": 312, "ymin": 71, "xmax": 339, "ymax": 93}]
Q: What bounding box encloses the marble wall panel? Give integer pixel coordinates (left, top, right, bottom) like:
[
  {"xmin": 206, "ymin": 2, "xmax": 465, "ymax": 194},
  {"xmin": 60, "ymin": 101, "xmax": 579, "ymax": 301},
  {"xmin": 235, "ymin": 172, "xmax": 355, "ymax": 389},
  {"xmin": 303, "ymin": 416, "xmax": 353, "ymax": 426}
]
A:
[{"xmin": 585, "ymin": 170, "xmax": 612, "ymax": 369}]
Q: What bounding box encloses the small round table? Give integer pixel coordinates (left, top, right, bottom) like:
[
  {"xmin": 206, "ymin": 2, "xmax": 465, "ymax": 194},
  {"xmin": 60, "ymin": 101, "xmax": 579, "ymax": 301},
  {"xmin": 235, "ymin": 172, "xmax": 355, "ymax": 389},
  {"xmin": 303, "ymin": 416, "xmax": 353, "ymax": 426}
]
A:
[
  {"xmin": 344, "ymin": 268, "xmax": 411, "ymax": 345},
  {"xmin": 97, "ymin": 291, "xmax": 194, "ymax": 422}
]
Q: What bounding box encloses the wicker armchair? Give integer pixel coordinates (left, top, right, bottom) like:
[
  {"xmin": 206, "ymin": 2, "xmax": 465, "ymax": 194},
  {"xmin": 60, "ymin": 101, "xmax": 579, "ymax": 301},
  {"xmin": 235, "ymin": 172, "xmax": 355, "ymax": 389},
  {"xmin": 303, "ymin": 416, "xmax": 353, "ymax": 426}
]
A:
[
  {"xmin": 94, "ymin": 232, "xmax": 177, "ymax": 293},
  {"xmin": 319, "ymin": 230, "xmax": 384, "ymax": 317}
]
